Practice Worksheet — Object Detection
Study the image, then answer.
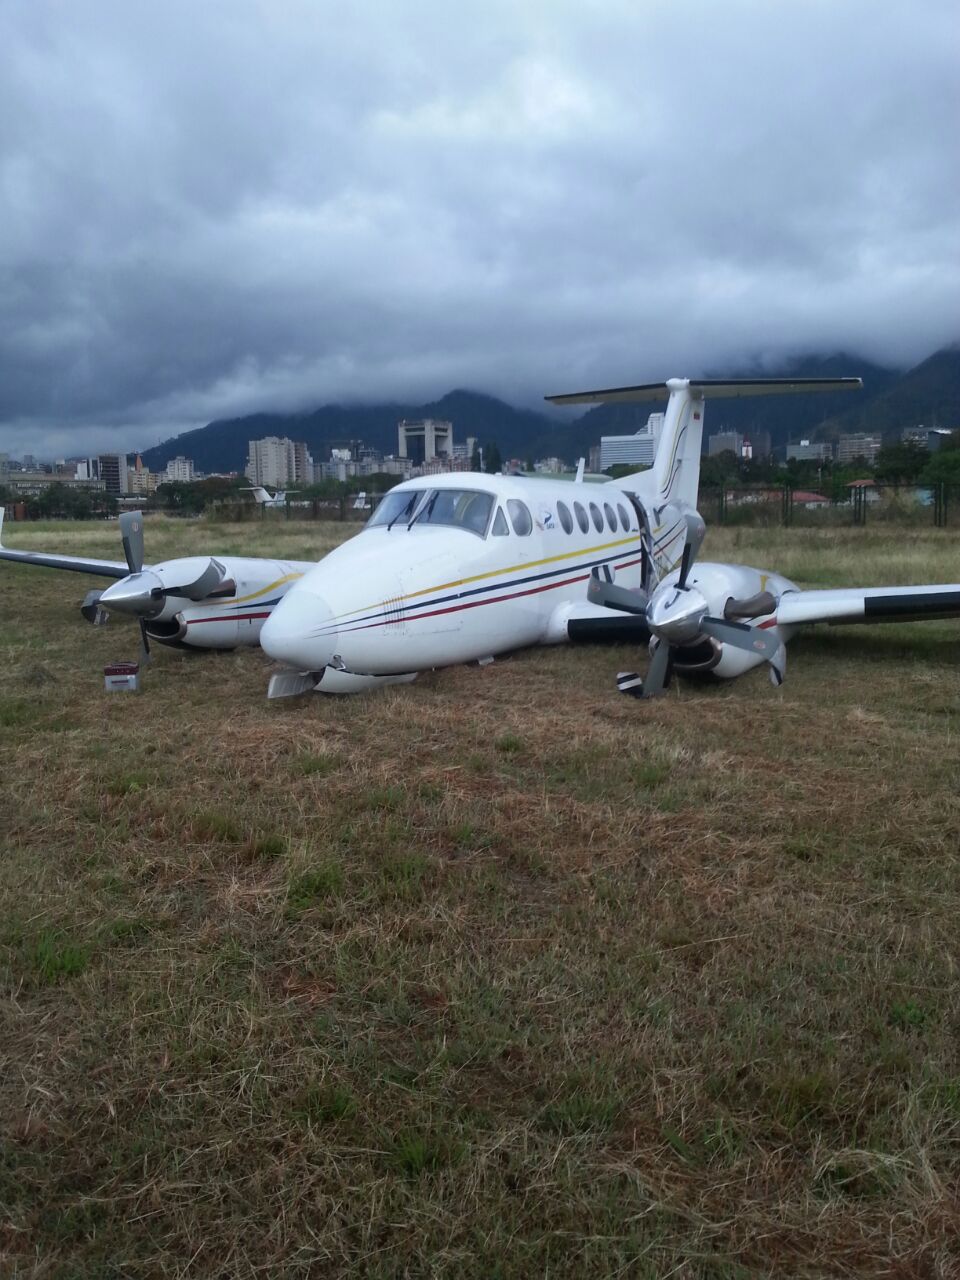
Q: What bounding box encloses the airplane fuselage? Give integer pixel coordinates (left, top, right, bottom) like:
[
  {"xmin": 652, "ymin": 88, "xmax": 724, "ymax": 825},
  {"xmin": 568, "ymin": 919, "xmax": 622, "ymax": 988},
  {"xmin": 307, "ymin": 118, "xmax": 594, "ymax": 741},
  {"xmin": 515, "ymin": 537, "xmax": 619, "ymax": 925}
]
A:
[{"xmin": 260, "ymin": 473, "xmax": 678, "ymax": 683}]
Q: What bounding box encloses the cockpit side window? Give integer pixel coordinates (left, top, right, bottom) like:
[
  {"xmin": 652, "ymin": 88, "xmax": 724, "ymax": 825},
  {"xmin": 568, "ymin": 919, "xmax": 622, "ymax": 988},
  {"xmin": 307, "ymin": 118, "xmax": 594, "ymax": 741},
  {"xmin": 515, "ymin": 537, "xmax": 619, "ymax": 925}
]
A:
[
  {"xmin": 492, "ymin": 507, "xmax": 509, "ymax": 536},
  {"xmin": 368, "ymin": 488, "xmax": 493, "ymax": 536},
  {"xmin": 367, "ymin": 489, "xmax": 423, "ymax": 528},
  {"xmin": 507, "ymin": 499, "xmax": 533, "ymax": 536}
]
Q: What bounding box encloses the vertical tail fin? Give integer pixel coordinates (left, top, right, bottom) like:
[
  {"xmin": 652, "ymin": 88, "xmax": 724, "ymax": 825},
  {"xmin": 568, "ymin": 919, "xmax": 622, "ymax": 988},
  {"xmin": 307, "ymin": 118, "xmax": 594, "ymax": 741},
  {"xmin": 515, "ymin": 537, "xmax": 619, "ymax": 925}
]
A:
[
  {"xmin": 545, "ymin": 375, "xmax": 862, "ymax": 508},
  {"xmin": 649, "ymin": 380, "xmax": 703, "ymax": 508}
]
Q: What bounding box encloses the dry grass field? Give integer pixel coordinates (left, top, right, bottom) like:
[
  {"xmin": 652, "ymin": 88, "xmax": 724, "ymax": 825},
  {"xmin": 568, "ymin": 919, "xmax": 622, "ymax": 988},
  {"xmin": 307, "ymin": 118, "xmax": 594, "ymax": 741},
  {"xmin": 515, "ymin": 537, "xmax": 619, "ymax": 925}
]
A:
[{"xmin": 1, "ymin": 516, "xmax": 959, "ymax": 1278}]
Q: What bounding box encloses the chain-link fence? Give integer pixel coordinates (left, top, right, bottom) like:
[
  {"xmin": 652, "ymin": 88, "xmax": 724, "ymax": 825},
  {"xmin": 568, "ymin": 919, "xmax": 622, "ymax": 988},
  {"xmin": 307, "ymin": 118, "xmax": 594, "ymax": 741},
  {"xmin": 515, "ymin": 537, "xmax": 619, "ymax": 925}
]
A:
[{"xmin": 698, "ymin": 483, "xmax": 960, "ymax": 528}]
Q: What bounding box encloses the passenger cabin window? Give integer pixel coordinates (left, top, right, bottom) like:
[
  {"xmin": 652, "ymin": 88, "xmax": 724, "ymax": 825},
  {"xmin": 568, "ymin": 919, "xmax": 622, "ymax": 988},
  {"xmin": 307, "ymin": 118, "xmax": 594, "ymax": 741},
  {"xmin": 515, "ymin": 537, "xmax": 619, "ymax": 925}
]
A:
[
  {"xmin": 492, "ymin": 507, "xmax": 509, "ymax": 536},
  {"xmin": 368, "ymin": 488, "xmax": 493, "ymax": 536},
  {"xmin": 557, "ymin": 501, "xmax": 573, "ymax": 534},
  {"xmin": 573, "ymin": 501, "xmax": 589, "ymax": 533},
  {"xmin": 507, "ymin": 499, "xmax": 533, "ymax": 536},
  {"xmin": 589, "ymin": 502, "xmax": 603, "ymax": 533},
  {"xmin": 603, "ymin": 502, "xmax": 617, "ymax": 531},
  {"xmin": 617, "ymin": 503, "xmax": 631, "ymax": 531}
]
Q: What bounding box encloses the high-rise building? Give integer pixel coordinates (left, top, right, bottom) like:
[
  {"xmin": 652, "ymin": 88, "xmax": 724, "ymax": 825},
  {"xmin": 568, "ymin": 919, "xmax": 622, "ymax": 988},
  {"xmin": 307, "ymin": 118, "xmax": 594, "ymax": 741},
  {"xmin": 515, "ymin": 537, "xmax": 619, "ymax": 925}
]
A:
[
  {"xmin": 165, "ymin": 455, "xmax": 196, "ymax": 482},
  {"xmin": 397, "ymin": 419, "xmax": 453, "ymax": 465},
  {"xmin": 707, "ymin": 431, "xmax": 744, "ymax": 458},
  {"xmin": 291, "ymin": 441, "xmax": 315, "ymax": 485},
  {"xmin": 787, "ymin": 440, "xmax": 833, "ymax": 462},
  {"xmin": 599, "ymin": 412, "xmax": 664, "ymax": 471},
  {"xmin": 98, "ymin": 454, "xmax": 129, "ymax": 494},
  {"xmin": 836, "ymin": 433, "xmax": 882, "ymax": 465},
  {"xmin": 246, "ymin": 437, "xmax": 313, "ymax": 488}
]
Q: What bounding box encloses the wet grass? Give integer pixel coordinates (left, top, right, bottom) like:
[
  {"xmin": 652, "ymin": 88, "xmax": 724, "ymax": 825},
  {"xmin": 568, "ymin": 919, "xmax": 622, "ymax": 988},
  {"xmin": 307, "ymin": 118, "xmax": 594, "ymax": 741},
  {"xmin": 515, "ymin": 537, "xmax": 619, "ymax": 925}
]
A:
[{"xmin": 0, "ymin": 519, "xmax": 959, "ymax": 1276}]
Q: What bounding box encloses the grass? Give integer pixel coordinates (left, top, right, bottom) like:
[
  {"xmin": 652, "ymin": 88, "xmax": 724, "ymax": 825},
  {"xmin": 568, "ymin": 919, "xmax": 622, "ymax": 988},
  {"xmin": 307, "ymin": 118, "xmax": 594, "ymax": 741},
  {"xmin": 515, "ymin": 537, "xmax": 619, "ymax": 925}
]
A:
[{"xmin": 0, "ymin": 518, "xmax": 959, "ymax": 1275}]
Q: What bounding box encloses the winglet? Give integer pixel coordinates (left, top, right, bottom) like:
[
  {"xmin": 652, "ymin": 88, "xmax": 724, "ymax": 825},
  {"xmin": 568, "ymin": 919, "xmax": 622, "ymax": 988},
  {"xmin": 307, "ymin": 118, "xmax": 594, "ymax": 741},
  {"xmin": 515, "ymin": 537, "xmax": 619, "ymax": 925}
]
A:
[{"xmin": 575, "ymin": 458, "xmax": 586, "ymax": 483}]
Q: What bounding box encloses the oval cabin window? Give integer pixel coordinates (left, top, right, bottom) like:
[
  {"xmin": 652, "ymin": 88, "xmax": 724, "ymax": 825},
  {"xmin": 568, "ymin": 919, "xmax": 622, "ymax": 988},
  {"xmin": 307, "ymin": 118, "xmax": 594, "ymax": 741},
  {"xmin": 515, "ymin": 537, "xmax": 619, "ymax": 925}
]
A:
[
  {"xmin": 557, "ymin": 501, "xmax": 573, "ymax": 534},
  {"xmin": 589, "ymin": 502, "xmax": 603, "ymax": 533},
  {"xmin": 507, "ymin": 499, "xmax": 533, "ymax": 536},
  {"xmin": 573, "ymin": 501, "xmax": 589, "ymax": 533}
]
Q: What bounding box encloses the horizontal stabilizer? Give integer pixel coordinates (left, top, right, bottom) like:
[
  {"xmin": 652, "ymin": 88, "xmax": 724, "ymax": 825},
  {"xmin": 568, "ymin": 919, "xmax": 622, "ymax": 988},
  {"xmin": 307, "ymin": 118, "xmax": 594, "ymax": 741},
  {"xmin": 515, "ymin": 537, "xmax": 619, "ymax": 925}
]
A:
[{"xmin": 546, "ymin": 376, "xmax": 862, "ymax": 406}]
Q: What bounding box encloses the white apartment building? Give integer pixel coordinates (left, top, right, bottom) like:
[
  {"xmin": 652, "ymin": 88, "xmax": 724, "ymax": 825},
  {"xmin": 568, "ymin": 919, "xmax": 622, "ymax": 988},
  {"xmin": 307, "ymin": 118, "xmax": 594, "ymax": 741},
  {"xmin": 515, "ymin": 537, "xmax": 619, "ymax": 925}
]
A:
[
  {"xmin": 246, "ymin": 437, "xmax": 314, "ymax": 488},
  {"xmin": 599, "ymin": 413, "xmax": 664, "ymax": 471},
  {"xmin": 165, "ymin": 455, "xmax": 196, "ymax": 482}
]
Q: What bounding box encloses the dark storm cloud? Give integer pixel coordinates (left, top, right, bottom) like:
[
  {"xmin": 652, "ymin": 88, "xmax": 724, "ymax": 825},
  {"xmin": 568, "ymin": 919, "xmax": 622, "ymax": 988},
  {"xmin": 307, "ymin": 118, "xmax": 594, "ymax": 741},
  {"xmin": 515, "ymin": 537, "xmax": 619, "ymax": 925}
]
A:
[{"xmin": 1, "ymin": 0, "xmax": 958, "ymax": 456}]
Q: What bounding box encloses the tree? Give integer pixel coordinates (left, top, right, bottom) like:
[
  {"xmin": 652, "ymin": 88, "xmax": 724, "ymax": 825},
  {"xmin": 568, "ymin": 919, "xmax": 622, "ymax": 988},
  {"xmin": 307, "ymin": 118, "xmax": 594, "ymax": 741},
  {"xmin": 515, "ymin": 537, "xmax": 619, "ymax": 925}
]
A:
[
  {"xmin": 921, "ymin": 449, "xmax": 960, "ymax": 486},
  {"xmin": 874, "ymin": 441, "xmax": 929, "ymax": 484},
  {"xmin": 483, "ymin": 442, "xmax": 502, "ymax": 474},
  {"xmin": 470, "ymin": 443, "xmax": 481, "ymax": 472}
]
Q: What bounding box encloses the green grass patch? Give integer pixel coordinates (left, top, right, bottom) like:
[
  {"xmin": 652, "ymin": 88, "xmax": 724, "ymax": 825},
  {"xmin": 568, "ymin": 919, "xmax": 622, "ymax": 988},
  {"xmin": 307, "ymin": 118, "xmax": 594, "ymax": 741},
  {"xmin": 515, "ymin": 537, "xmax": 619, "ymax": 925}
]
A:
[
  {"xmin": 192, "ymin": 810, "xmax": 242, "ymax": 843},
  {"xmin": 32, "ymin": 932, "xmax": 89, "ymax": 983},
  {"xmin": 288, "ymin": 862, "xmax": 344, "ymax": 908}
]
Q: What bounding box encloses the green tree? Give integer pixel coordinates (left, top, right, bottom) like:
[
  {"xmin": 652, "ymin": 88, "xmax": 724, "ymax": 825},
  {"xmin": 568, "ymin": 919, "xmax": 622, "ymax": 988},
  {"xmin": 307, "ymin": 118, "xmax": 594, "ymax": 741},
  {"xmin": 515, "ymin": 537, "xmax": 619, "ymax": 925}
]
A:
[
  {"xmin": 874, "ymin": 441, "xmax": 929, "ymax": 483},
  {"xmin": 921, "ymin": 450, "xmax": 960, "ymax": 485},
  {"xmin": 483, "ymin": 442, "xmax": 502, "ymax": 474}
]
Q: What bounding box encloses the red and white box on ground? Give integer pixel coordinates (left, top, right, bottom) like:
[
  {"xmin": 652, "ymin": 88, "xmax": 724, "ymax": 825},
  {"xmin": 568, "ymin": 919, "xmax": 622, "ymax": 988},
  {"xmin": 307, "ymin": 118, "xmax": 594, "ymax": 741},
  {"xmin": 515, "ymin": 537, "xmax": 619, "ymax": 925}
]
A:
[{"xmin": 104, "ymin": 661, "xmax": 140, "ymax": 693}]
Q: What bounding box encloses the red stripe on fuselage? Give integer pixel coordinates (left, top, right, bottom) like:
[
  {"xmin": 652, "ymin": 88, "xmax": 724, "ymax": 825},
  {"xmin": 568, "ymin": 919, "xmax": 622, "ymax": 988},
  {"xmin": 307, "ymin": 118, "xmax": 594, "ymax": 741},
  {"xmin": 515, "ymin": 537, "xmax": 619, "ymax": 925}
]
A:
[
  {"xmin": 186, "ymin": 611, "xmax": 272, "ymax": 625},
  {"xmin": 337, "ymin": 554, "xmax": 646, "ymax": 635}
]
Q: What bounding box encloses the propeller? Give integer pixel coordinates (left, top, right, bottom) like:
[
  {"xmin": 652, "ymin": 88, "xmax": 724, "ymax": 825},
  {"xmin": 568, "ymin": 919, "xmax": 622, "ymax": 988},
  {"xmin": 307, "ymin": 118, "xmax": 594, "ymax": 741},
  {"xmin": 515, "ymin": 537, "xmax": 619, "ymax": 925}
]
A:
[
  {"xmin": 86, "ymin": 513, "xmax": 232, "ymax": 668},
  {"xmin": 619, "ymin": 514, "xmax": 780, "ymax": 699}
]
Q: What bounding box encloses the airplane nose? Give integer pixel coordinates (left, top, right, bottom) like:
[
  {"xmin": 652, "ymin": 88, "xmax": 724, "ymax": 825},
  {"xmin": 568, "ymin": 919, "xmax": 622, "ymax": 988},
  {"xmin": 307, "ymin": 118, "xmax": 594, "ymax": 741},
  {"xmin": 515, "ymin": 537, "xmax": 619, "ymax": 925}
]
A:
[{"xmin": 261, "ymin": 586, "xmax": 338, "ymax": 671}]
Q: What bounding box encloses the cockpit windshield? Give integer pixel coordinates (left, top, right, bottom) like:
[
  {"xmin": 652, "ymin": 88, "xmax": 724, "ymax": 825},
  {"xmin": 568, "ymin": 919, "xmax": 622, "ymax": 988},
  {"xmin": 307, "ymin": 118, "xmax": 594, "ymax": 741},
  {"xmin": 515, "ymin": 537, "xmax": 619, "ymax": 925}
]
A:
[{"xmin": 367, "ymin": 488, "xmax": 494, "ymax": 537}]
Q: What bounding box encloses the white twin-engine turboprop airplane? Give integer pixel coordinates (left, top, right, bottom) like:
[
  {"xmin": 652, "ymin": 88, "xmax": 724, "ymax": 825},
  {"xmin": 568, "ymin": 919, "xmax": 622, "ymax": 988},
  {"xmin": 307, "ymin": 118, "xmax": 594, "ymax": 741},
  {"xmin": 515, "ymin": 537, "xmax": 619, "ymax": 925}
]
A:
[
  {"xmin": 0, "ymin": 507, "xmax": 313, "ymax": 664},
  {"xmin": 259, "ymin": 373, "xmax": 957, "ymax": 699}
]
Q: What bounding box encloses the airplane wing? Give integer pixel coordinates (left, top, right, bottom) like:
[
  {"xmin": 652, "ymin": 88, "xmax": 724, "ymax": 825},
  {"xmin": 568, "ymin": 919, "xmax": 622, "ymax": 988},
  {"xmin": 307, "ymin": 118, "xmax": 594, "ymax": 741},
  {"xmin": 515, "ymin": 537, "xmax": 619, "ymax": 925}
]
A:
[
  {"xmin": 777, "ymin": 584, "xmax": 960, "ymax": 627},
  {"xmin": 0, "ymin": 507, "xmax": 130, "ymax": 578}
]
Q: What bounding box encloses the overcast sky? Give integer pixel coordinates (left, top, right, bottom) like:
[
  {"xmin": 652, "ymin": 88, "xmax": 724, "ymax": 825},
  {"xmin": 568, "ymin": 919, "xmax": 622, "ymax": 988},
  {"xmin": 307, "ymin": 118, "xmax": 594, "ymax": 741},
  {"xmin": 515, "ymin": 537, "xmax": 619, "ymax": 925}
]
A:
[{"xmin": 2, "ymin": 0, "xmax": 958, "ymax": 459}]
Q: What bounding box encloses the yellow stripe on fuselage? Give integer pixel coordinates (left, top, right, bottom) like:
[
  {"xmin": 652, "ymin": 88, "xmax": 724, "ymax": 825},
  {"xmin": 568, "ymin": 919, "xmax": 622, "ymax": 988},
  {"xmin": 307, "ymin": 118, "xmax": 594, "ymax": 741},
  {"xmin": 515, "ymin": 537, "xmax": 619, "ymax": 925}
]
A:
[
  {"xmin": 206, "ymin": 572, "xmax": 303, "ymax": 608},
  {"xmin": 335, "ymin": 533, "xmax": 640, "ymax": 622}
]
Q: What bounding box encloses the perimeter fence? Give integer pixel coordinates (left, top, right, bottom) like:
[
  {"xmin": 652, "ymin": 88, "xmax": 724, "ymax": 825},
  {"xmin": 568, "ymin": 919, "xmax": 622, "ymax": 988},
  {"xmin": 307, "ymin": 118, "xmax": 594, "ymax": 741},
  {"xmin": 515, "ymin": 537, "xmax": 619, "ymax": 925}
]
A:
[
  {"xmin": 209, "ymin": 482, "xmax": 960, "ymax": 528},
  {"xmin": 697, "ymin": 483, "xmax": 960, "ymax": 529}
]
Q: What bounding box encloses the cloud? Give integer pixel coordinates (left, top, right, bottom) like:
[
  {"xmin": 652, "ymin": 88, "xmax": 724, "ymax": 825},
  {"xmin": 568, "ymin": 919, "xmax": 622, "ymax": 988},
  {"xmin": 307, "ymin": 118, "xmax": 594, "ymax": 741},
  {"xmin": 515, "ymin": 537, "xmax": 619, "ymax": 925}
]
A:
[{"xmin": 1, "ymin": 0, "xmax": 957, "ymax": 457}]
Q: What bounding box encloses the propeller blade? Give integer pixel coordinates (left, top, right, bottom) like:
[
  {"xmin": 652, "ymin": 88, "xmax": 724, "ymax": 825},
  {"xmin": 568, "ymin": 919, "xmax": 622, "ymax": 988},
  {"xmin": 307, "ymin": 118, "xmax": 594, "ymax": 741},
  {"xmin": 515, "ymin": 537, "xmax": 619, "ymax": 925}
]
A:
[
  {"xmin": 675, "ymin": 512, "xmax": 705, "ymax": 591},
  {"xmin": 677, "ymin": 540, "xmax": 693, "ymax": 591},
  {"xmin": 138, "ymin": 618, "xmax": 152, "ymax": 667},
  {"xmin": 119, "ymin": 512, "xmax": 145, "ymax": 574},
  {"xmin": 642, "ymin": 637, "xmax": 673, "ymax": 698},
  {"xmin": 700, "ymin": 616, "xmax": 781, "ymax": 659},
  {"xmin": 80, "ymin": 589, "xmax": 107, "ymax": 625},
  {"xmin": 724, "ymin": 590, "xmax": 777, "ymax": 621},
  {"xmin": 587, "ymin": 574, "xmax": 648, "ymax": 615},
  {"xmin": 164, "ymin": 558, "xmax": 226, "ymax": 601}
]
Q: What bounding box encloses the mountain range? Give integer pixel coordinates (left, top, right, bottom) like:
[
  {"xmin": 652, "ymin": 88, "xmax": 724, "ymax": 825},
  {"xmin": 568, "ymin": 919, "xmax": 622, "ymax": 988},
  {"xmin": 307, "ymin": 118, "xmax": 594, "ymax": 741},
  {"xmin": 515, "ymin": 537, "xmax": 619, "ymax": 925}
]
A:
[{"xmin": 140, "ymin": 345, "xmax": 960, "ymax": 474}]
